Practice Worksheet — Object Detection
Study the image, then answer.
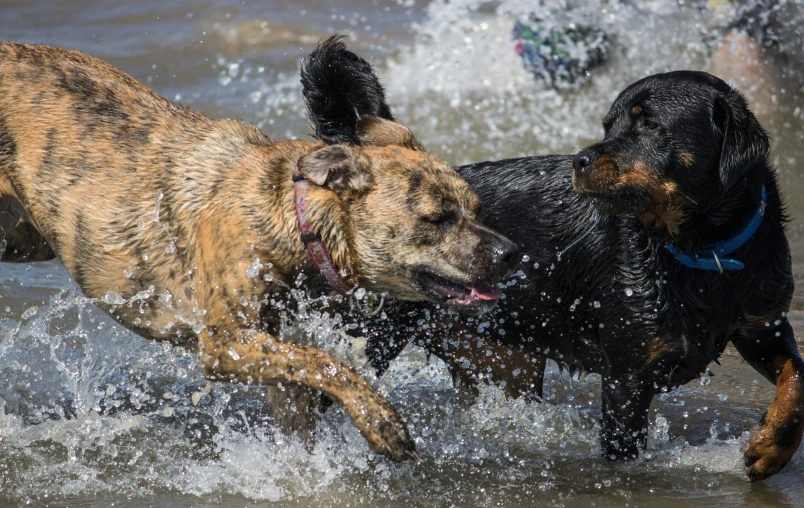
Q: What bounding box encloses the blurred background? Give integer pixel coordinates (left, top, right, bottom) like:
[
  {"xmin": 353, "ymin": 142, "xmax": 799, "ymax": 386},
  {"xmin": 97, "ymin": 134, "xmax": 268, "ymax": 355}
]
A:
[{"xmin": 1, "ymin": 0, "xmax": 803, "ymax": 506}]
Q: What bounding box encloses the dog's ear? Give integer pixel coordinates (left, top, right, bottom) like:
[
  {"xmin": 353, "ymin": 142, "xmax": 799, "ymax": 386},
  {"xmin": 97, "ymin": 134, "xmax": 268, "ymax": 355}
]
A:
[
  {"xmin": 356, "ymin": 115, "xmax": 423, "ymax": 151},
  {"xmin": 298, "ymin": 145, "xmax": 370, "ymax": 192},
  {"xmin": 712, "ymin": 90, "xmax": 769, "ymax": 190}
]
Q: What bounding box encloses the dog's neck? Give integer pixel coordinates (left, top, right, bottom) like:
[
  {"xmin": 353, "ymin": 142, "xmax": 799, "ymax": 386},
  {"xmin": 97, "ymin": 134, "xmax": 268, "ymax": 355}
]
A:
[
  {"xmin": 252, "ymin": 142, "xmax": 358, "ymax": 290},
  {"xmin": 656, "ymin": 165, "xmax": 768, "ymax": 253},
  {"xmin": 293, "ymin": 168, "xmax": 359, "ymax": 294}
]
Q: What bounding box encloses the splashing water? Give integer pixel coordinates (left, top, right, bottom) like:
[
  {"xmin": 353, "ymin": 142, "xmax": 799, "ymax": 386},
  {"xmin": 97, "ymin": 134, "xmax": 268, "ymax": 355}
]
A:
[
  {"xmin": 0, "ymin": 262, "xmax": 796, "ymax": 505},
  {"xmin": 2, "ymin": 0, "xmax": 804, "ymax": 505}
]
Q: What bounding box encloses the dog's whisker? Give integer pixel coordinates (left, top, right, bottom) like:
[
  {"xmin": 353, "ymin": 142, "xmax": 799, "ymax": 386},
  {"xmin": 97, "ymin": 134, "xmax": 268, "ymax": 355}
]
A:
[
  {"xmin": 679, "ymin": 191, "xmax": 699, "ymax": 205},
  {"xmin": 556, "ymin": 216, "xmax": 600, "ymax": 261}
]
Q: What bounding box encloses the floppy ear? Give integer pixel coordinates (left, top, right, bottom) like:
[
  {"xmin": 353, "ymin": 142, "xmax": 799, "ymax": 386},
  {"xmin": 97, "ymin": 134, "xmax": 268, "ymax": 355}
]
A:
[
  {"xmin": 356, "ymin": 115, "xmax": 423, "ymax": 150},
  {"xmin": 298, "ymin": 145, "xmax": 371, "ymax": 192},
  {"xmin": 712, "ymin": 90, "xmax": 769, "ymax": 190}
]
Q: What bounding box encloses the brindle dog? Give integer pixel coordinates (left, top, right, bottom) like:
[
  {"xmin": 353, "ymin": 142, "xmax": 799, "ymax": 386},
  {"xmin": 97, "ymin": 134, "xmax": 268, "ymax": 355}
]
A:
[{"xmin": 0, "ymin": 42, "xmax": 520, "ymax": 461}]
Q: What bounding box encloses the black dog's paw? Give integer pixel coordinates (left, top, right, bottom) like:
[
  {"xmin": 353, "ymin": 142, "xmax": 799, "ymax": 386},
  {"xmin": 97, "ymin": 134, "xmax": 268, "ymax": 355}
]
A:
[
  {"xmin": 744, "ymin": 412, "xmax": 802, "ymax": 481},
  {"xmin": 601, "ymin": 430, "xmax": 642, "ymax": 461}
]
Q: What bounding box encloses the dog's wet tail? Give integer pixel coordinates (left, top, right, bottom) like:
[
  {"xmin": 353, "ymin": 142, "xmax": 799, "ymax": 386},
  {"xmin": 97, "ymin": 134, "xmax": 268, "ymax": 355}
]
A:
[{"xmin": 301, "ymin": 35, "xmax": 394, "ymax": 145}]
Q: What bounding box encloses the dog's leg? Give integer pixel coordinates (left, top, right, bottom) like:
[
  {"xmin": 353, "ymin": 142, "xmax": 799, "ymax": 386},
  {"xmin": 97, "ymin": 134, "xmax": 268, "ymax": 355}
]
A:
[
  {"xmin": 417, "ymin": 333, "xmax": 546, "ymax": 399},
  {"xmin": 361, "ymin": 304, "xmax": 546, "ymax": 399},
  {"xmin": 263, "ymin": 384, "xmax": 323, "ymax": 450},
  {"xmin": 599, "ymin": 371, "xmax": 654, "ymax": 460},
  {"xmin": 198, "ymin": 329, "xmax": 417, "ymax": 461},
  {"xmin": 732, "ymin": 319, "xmax": 804, "ymax": 481},
  {"xmin": 364, "ymin": 326, "xmax": 414, "ymax": 379},
  {"xmin": 0, "ymin": 192, "xmax": 55, "ymax": 262}
]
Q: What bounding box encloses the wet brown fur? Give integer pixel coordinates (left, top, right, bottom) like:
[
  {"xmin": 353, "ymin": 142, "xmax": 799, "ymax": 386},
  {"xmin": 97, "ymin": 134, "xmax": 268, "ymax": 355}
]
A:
[
  {"xmin": 645, "ymin": 337, "xmax": 675, "ymax": 367},
  {"xmin": 744, "ymin": 358, "xmax": 804, "ymax": 480},
  {"xmin": 431, "ymin": 335, "xmax": 547, "ymax": 398},
  {"xmin": 572, "ymin": 156, "xmax": 686, "ymax": 236},
  {"xmin": 680, "ymin": 151, "xmax": 695, "ymax": 169},
  {"xmin": 0, "ymin": 42, "xmax": 509, "ymax": 460},
  {"xmin": 356, "ymin": 116, "xmax": 423, "ymax": 151}
]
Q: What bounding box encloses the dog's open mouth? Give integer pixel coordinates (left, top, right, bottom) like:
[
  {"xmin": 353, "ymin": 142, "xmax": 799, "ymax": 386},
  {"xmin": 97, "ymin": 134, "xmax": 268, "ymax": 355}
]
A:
[{"xmin": 416, "ymin": 271, "xmax": 502, "ymax": 307}]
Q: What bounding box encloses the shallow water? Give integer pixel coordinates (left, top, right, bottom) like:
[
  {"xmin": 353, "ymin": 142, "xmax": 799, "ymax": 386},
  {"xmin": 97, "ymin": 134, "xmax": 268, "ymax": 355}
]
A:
[{"xmin": 1, "ymin": 0, "xmax": 804, "ymax": 506}]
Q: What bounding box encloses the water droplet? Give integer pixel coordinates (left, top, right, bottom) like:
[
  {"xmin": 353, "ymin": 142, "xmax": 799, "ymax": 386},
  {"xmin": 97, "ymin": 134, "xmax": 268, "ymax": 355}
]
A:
[
  {"xmin": 624, "ymin": 288, "xmax": 633, "ymax": 296},
  {"xmin": 593, "ymin": 301, "xmax": 601, "ymax": 309},
  {"xmin": 246, "ymin": 258, "xmax": 263, "ymax": 278},
  {"xmin": 228, "ymin": 348, "xmax": 241, "ymax": 361},
  {"xmin": 102, "ymin": 291, "xmax": 126, "ymax": 305}
]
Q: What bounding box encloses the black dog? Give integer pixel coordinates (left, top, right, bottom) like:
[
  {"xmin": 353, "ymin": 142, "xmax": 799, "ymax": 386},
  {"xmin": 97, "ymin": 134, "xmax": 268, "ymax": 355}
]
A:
[{"xmin": 301, "ymin": 36, "xmax": 804, "ymax": 481}]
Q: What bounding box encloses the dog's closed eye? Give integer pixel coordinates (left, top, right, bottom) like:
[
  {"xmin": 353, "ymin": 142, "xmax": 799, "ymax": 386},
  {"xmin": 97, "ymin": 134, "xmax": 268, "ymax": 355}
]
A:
[{"xmin": 421, "ymin": 210, "xmax": 457, "ymax": 225}]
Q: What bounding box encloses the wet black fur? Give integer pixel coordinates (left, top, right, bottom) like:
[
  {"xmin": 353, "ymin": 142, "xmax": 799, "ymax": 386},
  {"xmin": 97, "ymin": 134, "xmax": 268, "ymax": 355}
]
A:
[
  {"xmin": 302, "ymin": 38, "xmax": 804, "ymax": 470},
  {"xmin": 300, "ymin": 35, "xmax": 394, "ymax": 145}
]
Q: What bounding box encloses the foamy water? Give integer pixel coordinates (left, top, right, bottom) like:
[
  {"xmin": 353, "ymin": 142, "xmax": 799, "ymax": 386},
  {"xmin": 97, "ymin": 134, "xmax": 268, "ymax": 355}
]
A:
[{"xmin": 1, "ymin": 0, "xmax": 804, "ymax": 505}]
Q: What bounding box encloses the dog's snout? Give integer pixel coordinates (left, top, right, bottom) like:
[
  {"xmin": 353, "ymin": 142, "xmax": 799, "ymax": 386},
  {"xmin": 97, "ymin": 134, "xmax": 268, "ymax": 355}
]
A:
[
  {"xmin": 572, "ymin": 149, "xmax": 595, "ymax": 174},
  {"xmin": 492, "ymin": 238, "xmax": 520, "ymax": 270}
]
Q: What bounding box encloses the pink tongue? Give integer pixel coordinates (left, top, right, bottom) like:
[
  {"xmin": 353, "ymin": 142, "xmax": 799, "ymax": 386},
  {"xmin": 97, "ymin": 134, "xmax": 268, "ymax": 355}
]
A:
[{"xmin": 470, "ymin": 284, "xmax": 503, "ymax": 301}]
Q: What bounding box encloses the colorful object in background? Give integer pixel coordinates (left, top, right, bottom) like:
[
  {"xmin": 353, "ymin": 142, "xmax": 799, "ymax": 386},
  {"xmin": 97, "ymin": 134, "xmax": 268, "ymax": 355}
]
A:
[{"xmin": 513, "ymin": 17, "xmax": 610, "ymax": 89}]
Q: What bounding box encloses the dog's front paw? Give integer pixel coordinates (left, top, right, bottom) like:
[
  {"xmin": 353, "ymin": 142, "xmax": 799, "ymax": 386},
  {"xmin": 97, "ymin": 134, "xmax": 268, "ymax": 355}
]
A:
[
  {"xmin": 369, "ymin": 417, "xmax": 419, "ymax": 462},
  {"xmin": 357, "ymin": 396, "xmax": 419, "ymax": 461},
  {"xmin": 744, "ymin": 412, "xmax": 803, "ymax": 481}
]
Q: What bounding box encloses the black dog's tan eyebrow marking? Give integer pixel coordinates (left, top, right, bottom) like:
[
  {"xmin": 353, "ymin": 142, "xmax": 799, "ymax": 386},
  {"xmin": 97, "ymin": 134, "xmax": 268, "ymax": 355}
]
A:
[
  {"xmin": 680, "ymin": 152, "xmax": 695, "ymax": 168},
  {"xmin": 602, "ymin": 115, "xmax": 613, "ymax": 128},
  {"xmin": 630, "ymin": 105, "xmax": 642, "ymax": 116}
]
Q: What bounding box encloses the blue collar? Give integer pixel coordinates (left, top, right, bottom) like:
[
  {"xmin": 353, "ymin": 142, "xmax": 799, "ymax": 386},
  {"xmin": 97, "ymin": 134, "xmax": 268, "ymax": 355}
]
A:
[{"xmin": 665, "ymin": 186, "xmax": 766, "ymax": 272}]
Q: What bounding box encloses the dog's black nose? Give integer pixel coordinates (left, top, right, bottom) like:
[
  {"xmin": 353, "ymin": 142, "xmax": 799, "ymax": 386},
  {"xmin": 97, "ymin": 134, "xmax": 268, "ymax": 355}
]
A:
[
  {"xmin": 572, "ymin": 149, "xmax": 594, "ymax": 174},
  {"xmin": 493, "ymin": 238, "xmax": 521, "ymax": 269}
]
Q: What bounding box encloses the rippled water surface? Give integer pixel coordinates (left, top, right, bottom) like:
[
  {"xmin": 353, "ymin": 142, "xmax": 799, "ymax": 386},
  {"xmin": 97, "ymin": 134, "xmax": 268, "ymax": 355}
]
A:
[{"xmin": 1, "ymin": 0, "xmax": 804, "ymax": 506}]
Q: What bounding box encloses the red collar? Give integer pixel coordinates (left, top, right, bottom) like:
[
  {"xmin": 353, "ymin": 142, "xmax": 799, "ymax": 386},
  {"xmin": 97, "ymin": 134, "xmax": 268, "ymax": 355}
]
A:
[{"xmin": 292, "ymin": 165, "xmax": 354, "ymax": 296}]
